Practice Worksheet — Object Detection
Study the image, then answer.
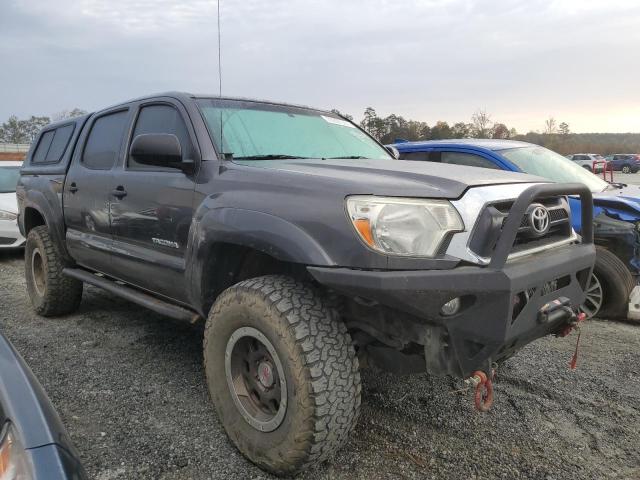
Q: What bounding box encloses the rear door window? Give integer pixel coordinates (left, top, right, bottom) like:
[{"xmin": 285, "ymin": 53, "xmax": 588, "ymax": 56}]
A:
[
  {"xmin": 398, "ymin": 151, "xmax": 433, "ymax": 162},
  {"xmin": 82, "ymin": 110, "xmax": 129, "ymax": 170},
  {"xmin": 441, "ymin": 151, "xmax": 501, "ymax": 169}
]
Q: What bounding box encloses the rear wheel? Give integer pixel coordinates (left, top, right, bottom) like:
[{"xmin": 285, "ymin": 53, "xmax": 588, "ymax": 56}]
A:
[
  {"xmin": 622, "ymin": 164, "xmax": 631, "ymax": 174},
  {"xmin": 581, "ymin": 247, "xmax": 635, "ymax": 319},
  {"xmin": 582, "ymin": 165, "xmax": 592, "ymax": 172},
  {"xmin": 204, "ymin": 275, "xmax": 361, "ymax": 476},
  {"xmin": 25, "ymin": 226, "xmax": 83, "ymax": 316}
]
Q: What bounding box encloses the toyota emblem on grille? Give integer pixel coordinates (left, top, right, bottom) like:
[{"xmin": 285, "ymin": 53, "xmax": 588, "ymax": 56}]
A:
[{"xmin": 528, "ymin": 204, "xmax": 550, "ymax": 235}]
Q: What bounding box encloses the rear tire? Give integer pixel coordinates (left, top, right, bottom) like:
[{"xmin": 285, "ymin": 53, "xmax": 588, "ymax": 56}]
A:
[
  {"xmin": 622, "ymin": 165, "xmax": 631, "ymax": 174},
  {"xmin": 584, "ymin": 246, "xmax": 635, "ymax": 319},
  {"xmin": 582, "ymin": 165, "xmax": 592, "ymax": 172},
  {"xmin": 25, "ymin": 226, "xmax": 83, "ymax": 316},
  {"xmin": 203, "ymin": 275, "xmax": 361, "ymax": 476}
]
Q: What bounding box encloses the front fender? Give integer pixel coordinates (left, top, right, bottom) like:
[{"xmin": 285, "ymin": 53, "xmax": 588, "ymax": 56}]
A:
[
  {"xmin": 185, "ymin": 207, "xmax": 336, "ymax": 313},
  {"xmin": 190, "ymin": 207, "xmax": 335, "ymax": 265}
]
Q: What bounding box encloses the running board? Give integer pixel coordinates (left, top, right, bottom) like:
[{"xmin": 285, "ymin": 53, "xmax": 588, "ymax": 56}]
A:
[{"xmin": 63, "ymin": 268, "xmax": 202, "ymax": 324}]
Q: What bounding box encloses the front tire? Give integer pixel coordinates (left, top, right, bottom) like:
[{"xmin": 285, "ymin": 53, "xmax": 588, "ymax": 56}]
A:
[
  {"xmin": 581, "ymin": 246, "xmax": 635, "ymax": 319},
  {"xmin": 582, "ymin": 165, "xmax": 592, "ymax": 172},
  {"xmin": 25, "ymin": 226, "xmax": 83, "ymax": 316},
  {"xmin": 622, "ymin": 165, "xmax": 631, "ymax": 174},
  {"xmin": 203, "ymin": 275, "xmax": 361, "ymax": 476}
]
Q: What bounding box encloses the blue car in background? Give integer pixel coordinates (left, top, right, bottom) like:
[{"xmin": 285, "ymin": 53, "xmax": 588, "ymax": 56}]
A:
[
  {"xmin": 389, "ymin": 139, "xmax": 640, "ymax": 319},
  {"xmin": 606, "ymin": 154, "xmax": 640, "ymax": 173}
]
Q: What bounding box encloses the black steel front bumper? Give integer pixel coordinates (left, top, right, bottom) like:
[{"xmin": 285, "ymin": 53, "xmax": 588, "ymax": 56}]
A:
[{"xmin": 308, "ymin": 183, "xmax": 596, "ymax": 378}]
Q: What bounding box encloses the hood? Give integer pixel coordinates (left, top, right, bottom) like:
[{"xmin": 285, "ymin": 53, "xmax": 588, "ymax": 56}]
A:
[
  {"xmin": 592, "ymin": 184, "xmax": 640, "ymax": 221},
  {"xmin": 0, "ymin": 192, "xmax": 18, "ymax": 214},
  {"xmin": 232, "ymin": 158, "xmax": 546, "ymax": 199}
]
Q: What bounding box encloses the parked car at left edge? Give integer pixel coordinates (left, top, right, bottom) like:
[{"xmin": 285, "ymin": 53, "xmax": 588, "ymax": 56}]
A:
[
  {"xmin": 389, "ymin": 139, "xmax": 639, "ymax": 320},
  {"xmin": 0, "ymin": 161, "xmax": 25, "ymax": 249},
  {"xmin": 0, "ymin": 331, "xmax": 86, "ymax": 479}
]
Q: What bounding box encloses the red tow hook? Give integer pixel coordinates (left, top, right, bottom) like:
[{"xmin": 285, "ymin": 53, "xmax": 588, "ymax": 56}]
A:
[
  {"xmin": 467, "ymin": 370, "xmax": 494, "ymax": 412},
  {"xmin": 556, "ymin": 311, "xmax": 586, "ymax": 370}
]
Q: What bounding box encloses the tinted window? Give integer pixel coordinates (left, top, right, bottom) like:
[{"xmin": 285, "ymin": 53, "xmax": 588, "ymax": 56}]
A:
[
  {"xmin": 44, "ymin": 124, "xmax": 74, "ymax": 163},
  {"xmin": 441, "ymin": 151, "xmax": 501, "ymax": 169},
  {"xmin": 399, "ymin": 151, "xmax": 432, "ymax": 162},
  {"xmin": 32, "ymin": 130, "xmax": 55, "ymax": 164},
  {"xmin": 129, "ymin": 104, "xmax": 194, "ymax": 169},
  {"xmin": 82, "ymin": 110, "xmax": 128, "ymax": 170}
]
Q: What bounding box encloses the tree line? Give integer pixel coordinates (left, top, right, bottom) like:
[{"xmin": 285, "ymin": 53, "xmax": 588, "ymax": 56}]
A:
[
  {"xmin": 2, "ymin": 107, "xmax": 639, "ymax": 156},
  {"xmin": 340, "ymin": 107, "xmax": 640, "ymax": 155},
  {"xmin": 0, "ymin": 109, "xmax": 87, "ymax": 144}
]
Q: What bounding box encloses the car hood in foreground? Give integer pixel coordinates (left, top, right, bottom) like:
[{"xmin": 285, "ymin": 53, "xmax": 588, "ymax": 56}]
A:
[
  {"xmin": 232, "ymin": 158, "xmax": 545, "ymax": 199},
  {"xmin": 593, "ymin": 184, "xmax": 640, "ymax": 221}
]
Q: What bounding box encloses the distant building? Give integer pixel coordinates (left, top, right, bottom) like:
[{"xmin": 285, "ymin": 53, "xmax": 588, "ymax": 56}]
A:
[{"xmin": 0, "ymin": 143, "xmax": 30, "ymax": 161}]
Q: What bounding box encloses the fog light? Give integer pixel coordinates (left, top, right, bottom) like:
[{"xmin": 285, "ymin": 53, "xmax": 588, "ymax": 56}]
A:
[{"xmin": 440, "ymin": 297, "xmax": 461, "ymax": 316}]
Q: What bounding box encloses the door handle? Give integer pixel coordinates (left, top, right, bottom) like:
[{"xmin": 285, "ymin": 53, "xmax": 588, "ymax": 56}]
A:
[
  {"xmin": 111, "ymin": 186, "xmax": 127, "ymax": 199},
  {"xmin": 68, "ymin": 182, "xmax": 78, "ymax": 193}
]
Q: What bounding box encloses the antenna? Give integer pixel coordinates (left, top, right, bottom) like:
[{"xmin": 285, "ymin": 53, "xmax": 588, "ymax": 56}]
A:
[
  {"xmin": 217, "ymin": 0, "xmax": 224, "ymax": 156},
  {"xmin": 217, "ymin": 0, "xmax": 222, "ymax": 98}
]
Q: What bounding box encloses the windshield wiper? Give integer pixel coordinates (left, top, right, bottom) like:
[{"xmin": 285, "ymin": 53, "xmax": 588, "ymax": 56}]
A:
[
  {"xmin": 323, "ymin": 156, "xmax": 371, "ymax": 159},
  {"xmin": 604, "ymin": 182, "xmax": 626, "ymax": 191},
  {"xmin": 234, "ymin": 154, "xmax": 311, "ymax": 160}
]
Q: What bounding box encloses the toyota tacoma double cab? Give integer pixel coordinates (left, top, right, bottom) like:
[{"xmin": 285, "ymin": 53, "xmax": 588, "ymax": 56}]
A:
[{"xmin": 17, "ymin": 92, "xmax": 595, "ymax": 476}]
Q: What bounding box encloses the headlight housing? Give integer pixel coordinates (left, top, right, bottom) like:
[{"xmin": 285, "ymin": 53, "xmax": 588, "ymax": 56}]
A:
[
  {"xmin": 0, "ymin": 422, "xmax": 30, "ymax": 480},
  {"xmin": 346, "ymin": 196, "xmax": 464, "ymax": 257},
  {"xmin": 0, "ymin": 210, "xmax": 17, "ymax": 221}
]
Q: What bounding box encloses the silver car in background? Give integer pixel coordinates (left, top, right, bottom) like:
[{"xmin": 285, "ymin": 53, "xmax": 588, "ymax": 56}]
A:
[
  {"xmin": 566, "ymin": 153, "xmax": 607, "ymax": 172},
  {"xmin": 0, "ymin": 161, "xmax": 25, "ymax": 248}
]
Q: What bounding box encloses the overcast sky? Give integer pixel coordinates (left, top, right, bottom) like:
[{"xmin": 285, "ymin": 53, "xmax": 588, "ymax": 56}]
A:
[{"xmin": 1, "ymin": 0, "xmax": 639, "ymax": 133}]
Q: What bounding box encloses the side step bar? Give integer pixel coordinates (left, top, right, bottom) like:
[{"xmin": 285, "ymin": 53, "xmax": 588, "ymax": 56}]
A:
[{"xmin": 63, "ymin": 268, "xmax": 202, "ymax": 324}]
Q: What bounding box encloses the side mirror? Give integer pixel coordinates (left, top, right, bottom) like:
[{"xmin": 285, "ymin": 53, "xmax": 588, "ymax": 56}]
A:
[
  {"xmin": 385, "ymin": 145, "xmax": 400, "ymax": 159},
  {"xmin": 130, "ymin": 134, "xmax": 189, "ymax": 170}
]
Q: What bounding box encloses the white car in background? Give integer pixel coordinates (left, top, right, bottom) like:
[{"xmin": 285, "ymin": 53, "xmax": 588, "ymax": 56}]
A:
[
  {"xmin": 0, "ymin": 161, "xmax": 25, "ymax": 248},
  {"xmin": 566, "ymin": 153, "xmax": 607, "ymax": 172}
]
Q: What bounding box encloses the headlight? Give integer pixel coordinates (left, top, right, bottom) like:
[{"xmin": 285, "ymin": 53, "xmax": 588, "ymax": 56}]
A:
[
  {"xmin": 0, "ymin": 210, "xmax": 17, "ymax": 221},
  {"xmin": 346, "ymin": 196, "xmax": 464, "ymax": 257},
  {"xmin": 0, "ymin": 423, "xmax": 31, "ymax": 480}
]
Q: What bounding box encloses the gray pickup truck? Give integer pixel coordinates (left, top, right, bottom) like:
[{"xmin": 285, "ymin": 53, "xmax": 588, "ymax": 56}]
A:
[{"xmin": 17, "ymin": 92, "xmax": 595, "ymax": 476}]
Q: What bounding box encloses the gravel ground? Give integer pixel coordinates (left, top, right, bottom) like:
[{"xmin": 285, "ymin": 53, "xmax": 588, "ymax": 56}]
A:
[
  {"xmin": 1, "ymin": 250, "xmax": 639, "ymax": 480},
  {"xmin": 611, "ymin": 172, "xmax": 640, "ymax": 185}
]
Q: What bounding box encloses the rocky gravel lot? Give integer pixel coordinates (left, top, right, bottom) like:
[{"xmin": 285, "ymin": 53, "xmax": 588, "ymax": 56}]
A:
[{"xmin": 1, "ymin": 249, "xmax": 639, "ymax": 479}]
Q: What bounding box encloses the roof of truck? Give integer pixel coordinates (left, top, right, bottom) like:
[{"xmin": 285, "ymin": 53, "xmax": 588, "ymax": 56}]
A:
[{"xmin": 112, "ymin": 91, "xmax": 337, "ymax": 116}]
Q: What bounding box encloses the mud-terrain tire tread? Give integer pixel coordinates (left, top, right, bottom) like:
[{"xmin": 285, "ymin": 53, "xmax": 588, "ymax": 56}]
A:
[
  {"xmin": 25, "ymin": 226, "xmax": 82, "ymax": 316},
  {"xmin": 594, "ymin": 246, "xmax": 635, "ymax": 319},
  {"xmin": 203, "ymin": 275, "xmax": 361, "ymax": 476}
]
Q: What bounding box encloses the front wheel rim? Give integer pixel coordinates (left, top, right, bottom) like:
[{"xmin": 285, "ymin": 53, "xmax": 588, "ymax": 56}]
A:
[
  {"xmin": 623, "ymin": 166, "xmax": 630, "ymax": 173},
  {"xmin": 580, "ymin": 273, "xmax": 603, "ymax": 319},
  {"xmin": 31, "ymin": 248, "xmax": 46, "ymax": 297},
  {"xmin": 225, "ymin": 326, "xmax": 287, "ymax": 432}
]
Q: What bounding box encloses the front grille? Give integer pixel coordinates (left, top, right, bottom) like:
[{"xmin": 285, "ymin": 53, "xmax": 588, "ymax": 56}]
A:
[{"xmin": 470, "ymin": 196, "xmax": 573, "ymax": 259}]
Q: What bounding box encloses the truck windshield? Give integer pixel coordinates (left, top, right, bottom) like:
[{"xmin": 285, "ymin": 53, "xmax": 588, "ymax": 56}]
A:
[
  {"xmin": 0, "ymin": 167, "xmax": 20, "ymax": 193},
  {"xmin": 197, "ymin": 99, "xmax": 391, "ymax": 161},
  {"xmin": 500, "ymin": 146, "xmax": 609, "ymax": 193}
]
